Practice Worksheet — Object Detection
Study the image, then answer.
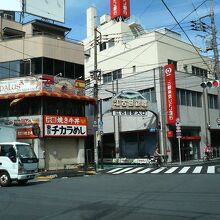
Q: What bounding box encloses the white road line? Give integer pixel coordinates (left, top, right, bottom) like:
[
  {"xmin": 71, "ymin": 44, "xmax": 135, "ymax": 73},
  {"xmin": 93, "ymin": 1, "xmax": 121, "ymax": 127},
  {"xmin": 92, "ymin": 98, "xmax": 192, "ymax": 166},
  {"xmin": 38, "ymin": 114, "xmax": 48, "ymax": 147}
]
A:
[
  {"xmin": 164, "ymin": 167, "xmax": 179, "ymax": 174},
  {"xmin": 137, "ymin": 168, "xmax": 152, "ymax": 174},
  {"xmin": 207, "ymin": 166, "xmax": 215, "ymax": 174},
  {"xmin": 113, "ymin": 167, "xmax": 134, "ymax": 174},
  {"xmin": 107, "ymin": 168, "xmax": 123, "ymax": 173},
  {"xmin": 125, "ymin": 167, "xmax": 144, "ymax": 173},
  {"xmin": 178, "ymin": 166, "xmax": 190, "ymax": 174},
  {"xmin": 151, "ymin": 167, "xmax": 166, "ymax": 174},
  {"xmin": 192, "ymin": 166, "xmax": 203, "ymax": 173}
]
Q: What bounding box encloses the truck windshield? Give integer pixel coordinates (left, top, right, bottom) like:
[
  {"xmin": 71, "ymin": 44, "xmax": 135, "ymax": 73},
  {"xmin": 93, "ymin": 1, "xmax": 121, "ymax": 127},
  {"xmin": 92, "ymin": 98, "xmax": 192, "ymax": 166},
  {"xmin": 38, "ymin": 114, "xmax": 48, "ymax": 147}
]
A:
[{"xmin": 16, "ymin": 144, "xmax": 37, "ymax": 159}]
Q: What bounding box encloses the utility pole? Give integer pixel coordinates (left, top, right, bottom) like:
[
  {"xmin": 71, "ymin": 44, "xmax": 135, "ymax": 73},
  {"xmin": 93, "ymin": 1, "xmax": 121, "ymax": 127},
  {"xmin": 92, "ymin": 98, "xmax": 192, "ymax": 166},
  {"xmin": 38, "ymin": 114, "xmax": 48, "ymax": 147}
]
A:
[
  {"xmin": 210, "ymin": 0, "xmax": 219, "ymax": 79},
  {"xmin": 91, "ymin": 24, "xmax": 102, "ymax": 171},
  {"xmin": 93, "ymin": 26, "xmax": 99, "ymax": 171}
]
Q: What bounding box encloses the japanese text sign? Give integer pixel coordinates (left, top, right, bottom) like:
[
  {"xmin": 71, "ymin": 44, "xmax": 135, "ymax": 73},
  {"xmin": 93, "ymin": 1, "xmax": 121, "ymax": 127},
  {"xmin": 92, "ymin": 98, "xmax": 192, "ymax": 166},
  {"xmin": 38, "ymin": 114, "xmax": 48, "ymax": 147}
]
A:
[
  {"xmin": 44, "ymin": 115, "xmax": 87, "ymax": 137},
  {"xmin": 110, "ymin": 0, "xmax": 130, "ymax": 20},
  {"xmin": 164, "ymin": 64, "xmax": 177, "ymax": 125}
]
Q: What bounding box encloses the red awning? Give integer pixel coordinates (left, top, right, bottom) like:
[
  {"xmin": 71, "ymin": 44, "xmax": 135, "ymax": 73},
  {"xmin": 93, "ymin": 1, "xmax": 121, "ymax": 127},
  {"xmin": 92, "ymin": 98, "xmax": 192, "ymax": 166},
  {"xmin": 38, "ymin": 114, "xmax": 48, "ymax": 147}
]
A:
[
  {"xmin": 0, "ymin": 91, "xmax": 96, "ymax": 104},
  {"xmin": 181, "ymin": 136, "xmax": 201, "ymax": 141}
]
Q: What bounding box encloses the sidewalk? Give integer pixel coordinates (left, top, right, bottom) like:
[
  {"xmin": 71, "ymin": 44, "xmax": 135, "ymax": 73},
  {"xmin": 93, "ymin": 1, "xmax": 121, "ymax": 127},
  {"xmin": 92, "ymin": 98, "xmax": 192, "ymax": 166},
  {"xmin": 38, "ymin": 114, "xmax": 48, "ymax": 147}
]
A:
[
  {"xmin": 36, "ymin": 166, "xmax": 96, "ymax": 180},
  {"xmin": 167, "ymin": 157, "xmax": 220, "ymax": 166}
]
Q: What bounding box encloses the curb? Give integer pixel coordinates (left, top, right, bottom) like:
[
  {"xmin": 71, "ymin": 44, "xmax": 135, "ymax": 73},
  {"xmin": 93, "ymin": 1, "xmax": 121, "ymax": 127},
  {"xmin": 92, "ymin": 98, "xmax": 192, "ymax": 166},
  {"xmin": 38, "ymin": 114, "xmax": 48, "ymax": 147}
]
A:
[{"xmin": 85, "ymin": 170, "xmax": 96, "ymax": 175}]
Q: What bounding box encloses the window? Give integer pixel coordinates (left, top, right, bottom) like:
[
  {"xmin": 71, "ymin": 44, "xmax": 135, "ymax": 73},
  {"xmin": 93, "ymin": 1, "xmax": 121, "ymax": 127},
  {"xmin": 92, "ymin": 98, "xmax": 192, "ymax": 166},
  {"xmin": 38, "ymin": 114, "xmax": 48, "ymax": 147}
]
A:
[
  {"xmin": 0, "ymin": 62, "xmax": 10, "ymax": 79},
  {"xmin": 0, "ymin": 145, "xmax": 16, "ymax": 162},
  {"xmin": 191, "ymin": 91, "xmax": 197, "ymax": 107},
  {"xmin": 192, "ymin": 66, "xmax": 207, "ymax": 77},
  {"xmin": 43, "ymin": 97, "xmax": 85, "ymax": 116},
  {"xmin": 43, "ymin": 57, "xmax": 54, "ymax": 75},
  {"xmin": 139, "ymin": 88, "xmax": 156, "ymax": 103},
  {"xmin": 99, "ymin": 42, "xmax": 107, "ymax": 51},
  {"xmin": 177, "ymin": 89, "xmax": 202, "ymax": 107},
  {"xmin": 10, "ymin": 61, "xmax": 20, "ymax": 77},
  {"xmin": 108, "ymin": 38, "xmax": 115, "ymax": 48},
  {"xmin": 103, "ymin": 69, "xmax": 122, "ymax": 84},
  {"xmin": 8, "ymin": 97, "xmax": 42, "ymax": 116},
  {"xmin": 54, "ymin": 60, "xmax": 64, "ymax": 76},
  {"xmin": 208, "ymin": 94, "xmax": 218, "ymax": 109},
  {"xmin": 180, "ymin": 90, "xmax": 186, "ymax": 105},
  {"xmin": 30, "ymin": 57, "xmax": 42, "ymax": 75},
  {"xmin": 168, "ymin": 59, "xmax": 177, "ymax": 70}
]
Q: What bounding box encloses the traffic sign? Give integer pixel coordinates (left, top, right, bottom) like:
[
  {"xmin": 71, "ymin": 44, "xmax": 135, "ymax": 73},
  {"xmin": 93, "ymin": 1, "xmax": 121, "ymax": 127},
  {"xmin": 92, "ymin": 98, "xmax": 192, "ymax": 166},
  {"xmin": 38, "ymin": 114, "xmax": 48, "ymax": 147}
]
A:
[{"xmin": 176, "ymin": 118, "xmax": 181, "ymax": 138}]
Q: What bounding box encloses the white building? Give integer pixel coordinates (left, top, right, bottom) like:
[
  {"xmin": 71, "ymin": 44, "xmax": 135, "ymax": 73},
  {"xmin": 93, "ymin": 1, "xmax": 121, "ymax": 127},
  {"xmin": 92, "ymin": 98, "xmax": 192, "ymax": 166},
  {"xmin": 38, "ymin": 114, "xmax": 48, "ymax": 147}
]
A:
[{"xmin": 83, "ymin": 7, "xmax": 220, "ymax": 163}]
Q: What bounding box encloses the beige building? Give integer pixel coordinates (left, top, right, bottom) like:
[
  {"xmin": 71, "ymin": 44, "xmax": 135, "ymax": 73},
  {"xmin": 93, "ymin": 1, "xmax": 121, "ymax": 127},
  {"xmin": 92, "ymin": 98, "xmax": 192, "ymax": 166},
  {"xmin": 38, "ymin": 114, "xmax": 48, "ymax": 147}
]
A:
[{"xmin": 0, "ymin": 12, "xmax": 95, "ymax": 170}]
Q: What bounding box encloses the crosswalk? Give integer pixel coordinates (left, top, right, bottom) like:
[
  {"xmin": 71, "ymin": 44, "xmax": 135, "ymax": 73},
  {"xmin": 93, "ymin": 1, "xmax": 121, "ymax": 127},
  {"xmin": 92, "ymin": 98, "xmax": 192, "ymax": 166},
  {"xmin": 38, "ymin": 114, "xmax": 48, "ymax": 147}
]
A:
[{"xmin": 106, "ymin": 165, "xmax": 219, "ymax": 175}]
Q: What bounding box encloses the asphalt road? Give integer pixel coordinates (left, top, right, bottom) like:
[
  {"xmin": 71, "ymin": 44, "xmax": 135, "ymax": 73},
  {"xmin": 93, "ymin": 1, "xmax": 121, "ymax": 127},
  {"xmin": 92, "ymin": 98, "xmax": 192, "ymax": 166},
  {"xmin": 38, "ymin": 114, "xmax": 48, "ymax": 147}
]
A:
[{"xmin": 0, "ymin": 172, "xmax": 220, "ymax": 220}]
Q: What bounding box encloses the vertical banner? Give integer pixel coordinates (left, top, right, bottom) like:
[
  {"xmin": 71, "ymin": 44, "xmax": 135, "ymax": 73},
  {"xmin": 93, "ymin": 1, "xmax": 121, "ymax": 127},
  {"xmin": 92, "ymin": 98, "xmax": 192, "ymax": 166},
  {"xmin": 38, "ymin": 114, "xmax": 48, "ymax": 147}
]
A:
[
  {"xmin": 110, "ymin": 0, "xmax": 130, "ymax": 20},
  {"xmin": 164, "ymin": 64, "xmax": 177, "ymax": 124}
]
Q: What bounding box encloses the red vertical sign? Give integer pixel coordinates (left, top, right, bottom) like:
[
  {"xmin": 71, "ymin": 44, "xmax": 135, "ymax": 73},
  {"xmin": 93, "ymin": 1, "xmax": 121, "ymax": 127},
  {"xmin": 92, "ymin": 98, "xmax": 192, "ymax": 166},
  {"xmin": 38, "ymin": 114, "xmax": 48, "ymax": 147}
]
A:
[
  {"xmin": 110, "ymin": 0, "xmax": 130, "ymax": 20},
  {"xmin": 164, "ymin": 64, "xmax": 177, "ymax": 124}
]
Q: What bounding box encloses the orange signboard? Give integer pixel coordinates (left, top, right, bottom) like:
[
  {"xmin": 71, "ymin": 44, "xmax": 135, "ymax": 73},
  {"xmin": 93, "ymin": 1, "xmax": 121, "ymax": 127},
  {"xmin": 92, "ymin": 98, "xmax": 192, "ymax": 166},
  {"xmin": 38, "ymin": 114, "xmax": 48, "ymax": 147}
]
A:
[
  {"xmin": 44, "ymin": 115, "xmax": 87, "ymax": 137},
  {"xmin": 17, "ymin": 127, "xmax": 37, "ymax": 139}
]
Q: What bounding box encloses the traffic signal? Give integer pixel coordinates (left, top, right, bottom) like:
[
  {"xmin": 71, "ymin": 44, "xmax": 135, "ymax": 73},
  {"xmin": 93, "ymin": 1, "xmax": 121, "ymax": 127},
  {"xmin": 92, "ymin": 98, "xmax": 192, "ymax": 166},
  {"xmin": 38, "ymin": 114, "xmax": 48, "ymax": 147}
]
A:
[{"xmin": 200, "ymin": 80, "xmax": 219, "ymax": 88}]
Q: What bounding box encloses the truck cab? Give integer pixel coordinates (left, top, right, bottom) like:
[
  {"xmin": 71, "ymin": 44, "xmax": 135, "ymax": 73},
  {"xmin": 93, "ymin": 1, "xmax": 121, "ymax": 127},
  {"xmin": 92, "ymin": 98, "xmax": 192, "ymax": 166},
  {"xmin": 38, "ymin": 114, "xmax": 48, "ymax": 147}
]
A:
[{"xmin": 0, "ymin": 142, "xmax": 39, "ymax": 186}]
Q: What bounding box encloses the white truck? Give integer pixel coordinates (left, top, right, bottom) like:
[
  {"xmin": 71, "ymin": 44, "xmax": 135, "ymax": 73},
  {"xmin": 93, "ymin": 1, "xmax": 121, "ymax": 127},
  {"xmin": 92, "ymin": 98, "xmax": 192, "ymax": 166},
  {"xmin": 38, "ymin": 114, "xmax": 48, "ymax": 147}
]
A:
[{"xmin": 0, "ymin": 126, "xmax": 39, "ymax": 187}]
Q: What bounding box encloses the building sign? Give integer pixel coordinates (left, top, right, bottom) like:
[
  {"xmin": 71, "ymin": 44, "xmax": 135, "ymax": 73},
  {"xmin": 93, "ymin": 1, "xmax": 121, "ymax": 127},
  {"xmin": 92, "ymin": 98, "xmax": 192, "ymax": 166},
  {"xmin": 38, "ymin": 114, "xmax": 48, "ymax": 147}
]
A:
[
  {"xmin": 0, "ymin": 116, "xmax": 42, "ymax": 139},
  {"xmin": 17, "ymin": 127, "xmax": 37, "ymax": 139},
  {"xmin": 42, "ymin": 74, "xmax": 85, "ymax": 96},
  {"xmin": 0, "ymin": 74, "xmax": 90, "ymax": 103},
  {"xmin": 110, "ymin": 0, "xmax": 130, "ymax": 20},
  {"xmin": 112, "ymin": 99, "xmax": 148, "ymax": 110},
  {"xmin": 44, "ymin": 115, "xmax": 87, "ymax": 137},
  {"xmin": 164, "ymin": 64, "xmax": 177, "ymax": 125},
  {"xmin": 111, "ymin": 90, "xmax": 149, "ymax": 116},
  {"xmin": 112, "ymin": 110, "xmax": 149, "ymax": 116},
  {"xmin": 0, "ymin": 77, "xmax": 42, "ymax": 95}
]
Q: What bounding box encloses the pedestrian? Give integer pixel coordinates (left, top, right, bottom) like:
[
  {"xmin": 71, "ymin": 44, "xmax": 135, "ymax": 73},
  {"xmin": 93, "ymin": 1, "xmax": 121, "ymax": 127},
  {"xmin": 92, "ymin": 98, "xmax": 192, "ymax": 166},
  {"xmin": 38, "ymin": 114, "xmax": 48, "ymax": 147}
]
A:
[
  {"xmin": 204, "ymin": 144, "xmax": 211, "ymax": 160},
  {"xmin": 154, "ymin": 146, "xmax": 162, "ymax": 166}
]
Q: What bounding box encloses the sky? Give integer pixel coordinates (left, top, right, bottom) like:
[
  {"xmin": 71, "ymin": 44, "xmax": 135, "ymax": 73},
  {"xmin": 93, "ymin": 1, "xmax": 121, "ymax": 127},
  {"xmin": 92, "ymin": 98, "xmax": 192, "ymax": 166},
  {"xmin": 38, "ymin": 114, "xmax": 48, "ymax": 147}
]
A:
[
  {"xmin": 62, "ymin": 0, "xmax": 220, "ymax": 45},
  {"xmin": 17, "ymin": 0, "xmax": 220, "ymax": 54}
]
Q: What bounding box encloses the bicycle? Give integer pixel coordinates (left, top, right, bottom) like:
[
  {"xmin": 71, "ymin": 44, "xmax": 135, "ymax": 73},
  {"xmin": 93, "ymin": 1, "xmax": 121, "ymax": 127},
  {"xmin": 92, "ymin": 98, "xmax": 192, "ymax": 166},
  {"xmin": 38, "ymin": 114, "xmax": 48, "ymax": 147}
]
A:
[{"xmin": 203, "ymin": 153, "xmax": 212, "ymax": 162}]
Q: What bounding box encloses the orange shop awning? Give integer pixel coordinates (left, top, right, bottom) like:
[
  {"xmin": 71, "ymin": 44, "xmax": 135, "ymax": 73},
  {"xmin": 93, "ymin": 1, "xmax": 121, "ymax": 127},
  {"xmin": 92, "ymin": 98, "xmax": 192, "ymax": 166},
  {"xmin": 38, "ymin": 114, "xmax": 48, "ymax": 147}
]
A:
[{"xmin": 0, "ymin": 91, "xmax": 96, "ymax": 104}]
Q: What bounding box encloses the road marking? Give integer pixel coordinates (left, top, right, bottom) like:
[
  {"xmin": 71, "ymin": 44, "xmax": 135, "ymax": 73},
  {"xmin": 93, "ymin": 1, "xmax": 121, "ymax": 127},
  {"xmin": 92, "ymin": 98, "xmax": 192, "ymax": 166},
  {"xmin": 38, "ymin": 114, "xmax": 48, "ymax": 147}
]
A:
[
  {"xmin": 164, "ymin": 167, "xmax": 178, "ymax": 174},
  {"xmin": 125, "ymin": 167, "xmax": 144, "ymax": 173},
  {"xmin": 107, "ymin": 168, "xmax": 123, "ymax": 173},
  {"xmin": 192, "ymin": 166, "xmax": 203, "ymax": 173},
  {"xmin": 113, "ymin": 167, "xmax": 134, "ymax": 174},
  {"xmin": 207, "ymin": 166, "xmax": 215, "ymax": 174},
  {"xmin": 151, "ymin": 167, "xmax": 166, "ymax": 173},
  {"xmin": 178, "ymin": 166, "xmax": 190, "ymax": 173},
  {"xmin": 137, "ymin": 168, "xmax": 152, "ymax": 173}
]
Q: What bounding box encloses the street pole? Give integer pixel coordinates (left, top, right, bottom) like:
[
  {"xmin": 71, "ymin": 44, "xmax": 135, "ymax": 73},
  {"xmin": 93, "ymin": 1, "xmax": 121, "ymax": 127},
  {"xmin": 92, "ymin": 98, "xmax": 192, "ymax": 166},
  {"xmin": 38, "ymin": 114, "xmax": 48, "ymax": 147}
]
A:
[
  {"xmin": 93, "ymin": 26, "xmax": 99, "ymax": 171},
  {"xmin": 178, "ymin": 138, "xmax": 181, "ymax": 165}
]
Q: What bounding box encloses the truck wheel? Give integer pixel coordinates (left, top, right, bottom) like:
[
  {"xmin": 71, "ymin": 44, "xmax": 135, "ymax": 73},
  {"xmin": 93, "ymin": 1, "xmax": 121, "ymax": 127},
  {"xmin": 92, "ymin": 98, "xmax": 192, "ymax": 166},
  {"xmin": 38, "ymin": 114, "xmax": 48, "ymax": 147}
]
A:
[
  {"xmin": 17, "ymin": 180, "xmax": 28, "ymax": 185},
  {"xmin": 0, "ymin": 172, "xmax": 11, "ymax": 187}
]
